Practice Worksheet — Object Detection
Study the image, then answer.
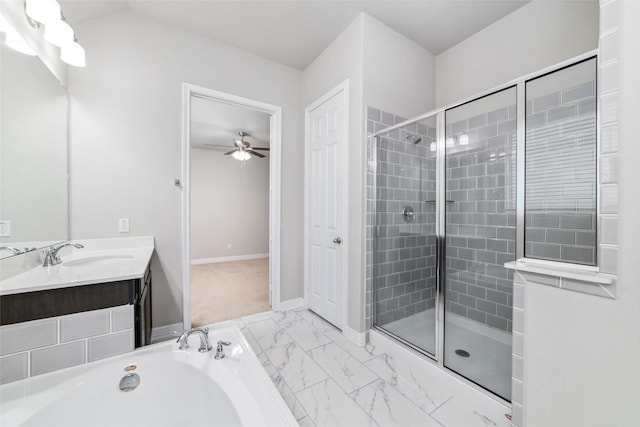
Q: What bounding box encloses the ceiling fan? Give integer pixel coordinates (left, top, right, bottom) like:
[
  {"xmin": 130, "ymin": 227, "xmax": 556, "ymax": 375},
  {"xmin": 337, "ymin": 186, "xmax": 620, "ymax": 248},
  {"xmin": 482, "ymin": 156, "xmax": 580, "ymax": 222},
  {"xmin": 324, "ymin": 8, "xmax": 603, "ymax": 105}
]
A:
[{"xmin": 204, "ymin": 131, "xmax": 269, "ymax": 159}]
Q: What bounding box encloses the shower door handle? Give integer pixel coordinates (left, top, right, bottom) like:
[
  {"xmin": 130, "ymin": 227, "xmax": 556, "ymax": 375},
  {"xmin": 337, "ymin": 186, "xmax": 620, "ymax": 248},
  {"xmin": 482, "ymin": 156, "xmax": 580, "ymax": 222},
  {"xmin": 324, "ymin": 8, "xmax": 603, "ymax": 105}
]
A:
[{"xmin": 333, "ymin": 237, "xmax": 342, "ymax": 244}]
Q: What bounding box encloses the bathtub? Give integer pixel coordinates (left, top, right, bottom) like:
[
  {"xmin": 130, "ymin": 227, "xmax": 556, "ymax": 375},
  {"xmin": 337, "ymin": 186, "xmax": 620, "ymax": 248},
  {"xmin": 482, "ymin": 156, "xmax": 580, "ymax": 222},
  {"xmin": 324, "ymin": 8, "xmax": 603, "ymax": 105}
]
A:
[{"xmin": 0, "ymin": 325, "xmax": 297, "ymax": 427}]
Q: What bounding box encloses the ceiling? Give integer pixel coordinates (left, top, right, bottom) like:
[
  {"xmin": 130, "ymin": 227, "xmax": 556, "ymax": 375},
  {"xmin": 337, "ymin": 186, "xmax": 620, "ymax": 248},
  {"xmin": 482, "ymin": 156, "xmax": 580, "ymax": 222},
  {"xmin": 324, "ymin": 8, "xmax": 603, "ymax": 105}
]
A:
[
  {"xmin": 190, "ymin": 96, "xmax": 271, "ymax": 152},
  {"xmin": 60, "ymin": 0, "xmax": 530, "ymax": 70}
]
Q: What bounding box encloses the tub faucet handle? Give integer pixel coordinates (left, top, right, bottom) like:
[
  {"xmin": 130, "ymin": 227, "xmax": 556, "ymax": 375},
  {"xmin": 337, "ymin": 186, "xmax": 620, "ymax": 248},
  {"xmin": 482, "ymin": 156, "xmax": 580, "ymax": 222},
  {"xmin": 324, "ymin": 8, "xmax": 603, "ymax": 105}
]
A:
[{"xmin": 215, "ymin": 341, "xmax": 231, "ymax": 360}]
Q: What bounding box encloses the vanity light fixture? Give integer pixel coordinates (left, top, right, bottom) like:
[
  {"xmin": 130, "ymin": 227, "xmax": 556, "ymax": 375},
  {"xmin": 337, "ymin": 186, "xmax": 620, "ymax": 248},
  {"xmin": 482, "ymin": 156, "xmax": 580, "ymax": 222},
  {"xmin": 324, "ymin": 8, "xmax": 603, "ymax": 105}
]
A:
[
  {"xmin": 5, "ymin": 29, "xmax": 37, "ymax": 56},
  {"xmin": 44, "ymin": 13, "xmax": 73, "ymax": 47},
  {"xmin": 25, "ymin": 0, "xmax": 60, "ymax": 25},
  {"xmin": 0, "ymin": 12, "xmax": 13, "ymax": 32},
  {"xmin": 446, "ymin": 137, "xmax": 455, "ymax": 148},
  {"xmin": 459, "ymin": 133, "xmax": 469, "ymax": 145},
  {"xmin": 60, "ymin": 37, "xmax": 86, "ymax": 67}
]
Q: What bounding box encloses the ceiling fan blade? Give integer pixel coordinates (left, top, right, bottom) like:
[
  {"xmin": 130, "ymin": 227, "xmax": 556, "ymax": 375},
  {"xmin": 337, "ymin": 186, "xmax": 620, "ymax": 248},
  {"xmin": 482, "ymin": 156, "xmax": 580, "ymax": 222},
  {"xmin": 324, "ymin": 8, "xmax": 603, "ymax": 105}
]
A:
[
  {"xmin": 247, "ymin": 149, "xmax": 266, "ymax": 158},
  {"xmin": 204, "ymin": 143, "xmax": 233, "ymax": 149},
  {"xmin": 251, "ymin": 147, "xmax": 270, "ymax": 151},
  {"xmin": 223, "ymin": 150, "xmax": 237, "ymax": 155}
]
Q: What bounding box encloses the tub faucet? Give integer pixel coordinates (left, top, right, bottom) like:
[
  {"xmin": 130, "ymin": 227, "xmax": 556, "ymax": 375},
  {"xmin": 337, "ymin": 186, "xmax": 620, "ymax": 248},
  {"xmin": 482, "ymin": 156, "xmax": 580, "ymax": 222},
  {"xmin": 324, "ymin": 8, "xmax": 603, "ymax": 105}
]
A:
[
  {"xmin": 176, "ymin": 327, "xmax": 213, "ymax": 353},
  {"xmin": 43, "ymin": 243, "xmax": 84, "ymax": 267}
]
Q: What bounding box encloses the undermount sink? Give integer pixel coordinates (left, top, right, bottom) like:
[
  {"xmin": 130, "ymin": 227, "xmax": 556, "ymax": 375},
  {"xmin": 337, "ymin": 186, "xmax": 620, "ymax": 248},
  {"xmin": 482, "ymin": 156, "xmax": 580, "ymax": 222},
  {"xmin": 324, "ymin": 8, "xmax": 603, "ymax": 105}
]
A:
[{"xmin": 62, "ymin": 254, "xmax": 135, "ymax": 267}]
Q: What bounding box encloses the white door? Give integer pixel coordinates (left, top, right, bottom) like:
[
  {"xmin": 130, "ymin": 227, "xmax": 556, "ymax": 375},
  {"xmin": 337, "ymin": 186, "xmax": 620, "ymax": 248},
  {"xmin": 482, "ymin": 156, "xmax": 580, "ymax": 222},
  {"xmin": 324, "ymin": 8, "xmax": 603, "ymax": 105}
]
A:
[{"xmin": 306, "ymin": 87, "xmax": 346, "ymax": 328}]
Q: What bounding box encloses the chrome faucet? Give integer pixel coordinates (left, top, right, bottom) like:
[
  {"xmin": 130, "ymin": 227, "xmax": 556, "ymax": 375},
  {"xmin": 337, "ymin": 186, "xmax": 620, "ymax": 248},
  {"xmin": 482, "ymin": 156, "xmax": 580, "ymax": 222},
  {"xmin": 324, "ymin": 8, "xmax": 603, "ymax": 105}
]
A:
[
  {"xmin": 215, "ymin": 340, "xmax": 231, "ymax": 360},
  {"xmin": 0, "ymin": 246, "xmax": 23, "ymax": 255},
  {"xmin": 176, "ymin": 327, "xmax": 213, "ymax": 353},
  {"xmin": 43, "ymin": 243, "xmax": 84, "ymax": 267}
]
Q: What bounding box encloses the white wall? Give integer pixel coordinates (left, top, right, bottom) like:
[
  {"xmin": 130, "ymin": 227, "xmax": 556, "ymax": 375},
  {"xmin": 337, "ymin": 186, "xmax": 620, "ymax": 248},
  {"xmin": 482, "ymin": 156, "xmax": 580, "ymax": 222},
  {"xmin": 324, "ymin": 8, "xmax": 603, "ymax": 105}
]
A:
[
  {"xmin": 69, "ymin": 11, "xmax": 303, "ymax": 327},
  {"xmin": 190, "ymin": 148, "xmax": 269, "ymax": 261},
  {"xmin": 436, "ymin": 0, "xmax": 599, "ymax": 107},
  {"xmin": 363, "ymin": 14, "xmax": 436, "ymax": 118},
  {"xmin": 522, "ymin": 1, "xmax": 640, "ymax": 425}
]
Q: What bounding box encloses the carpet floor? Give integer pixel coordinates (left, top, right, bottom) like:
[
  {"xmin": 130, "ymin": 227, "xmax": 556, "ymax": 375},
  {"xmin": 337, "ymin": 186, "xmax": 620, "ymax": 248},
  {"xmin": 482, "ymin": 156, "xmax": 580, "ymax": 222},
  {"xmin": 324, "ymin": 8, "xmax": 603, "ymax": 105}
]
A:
[{"xmin": 190, "ymin": 258, "xmax": 270, "ymax": 327}]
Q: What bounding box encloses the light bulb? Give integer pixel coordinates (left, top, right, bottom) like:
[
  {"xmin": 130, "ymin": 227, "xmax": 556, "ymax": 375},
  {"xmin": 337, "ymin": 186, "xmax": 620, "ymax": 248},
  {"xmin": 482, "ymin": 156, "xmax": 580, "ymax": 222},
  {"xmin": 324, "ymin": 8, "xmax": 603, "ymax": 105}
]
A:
[
  {"xmin": 232, "ymin": 151, "xmax": 242, "ymax": 160},
  {"xmin": 5, "ymin": 30, "xmax": 37, "ymax": 56},
  {"xmin": 45, "ymin": 19, "xmax": 74, "ymax": 47},
  {"xmin": 446, "ymin": 137, "xmax": 455, "ymax": 148},
  {"xmin": 25, "ymin": 0, "xmax": 61, "ymax": 25},
  {"xmin": 61, "ymin": 40, "xmax": 86, "ymax": 67},
  {"xmin": 459, "ymin": 134, "xmax": 469, "ymax": 145},
  {"xmin": 0, "ymin": 12, "xmax": 14, "ymax": 33}
]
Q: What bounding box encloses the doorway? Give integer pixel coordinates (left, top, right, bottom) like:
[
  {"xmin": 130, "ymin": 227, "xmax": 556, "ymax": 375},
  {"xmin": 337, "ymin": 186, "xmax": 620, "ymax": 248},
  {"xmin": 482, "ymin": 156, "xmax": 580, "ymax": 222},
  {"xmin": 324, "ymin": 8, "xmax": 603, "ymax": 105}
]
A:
[{"xmin": 181, "ymin": 84, "xmax": 282, "ymax": 331}]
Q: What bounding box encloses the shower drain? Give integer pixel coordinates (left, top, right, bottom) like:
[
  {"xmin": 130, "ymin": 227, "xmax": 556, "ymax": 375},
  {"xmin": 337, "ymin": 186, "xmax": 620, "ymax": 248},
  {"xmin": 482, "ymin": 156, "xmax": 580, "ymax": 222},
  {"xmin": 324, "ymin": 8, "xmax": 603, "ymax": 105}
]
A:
[{"xmin": 454, "ymin": 349, "xmax": 471, "ymax": 358}]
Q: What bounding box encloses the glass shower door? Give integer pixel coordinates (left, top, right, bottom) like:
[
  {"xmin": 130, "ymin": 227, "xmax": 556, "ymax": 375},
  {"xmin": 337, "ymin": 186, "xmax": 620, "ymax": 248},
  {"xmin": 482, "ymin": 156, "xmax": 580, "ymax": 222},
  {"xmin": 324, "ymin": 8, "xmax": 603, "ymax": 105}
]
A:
[
  {"xmin": 443, "ymin": 87, "xmax": 517, "ymax": 400},
  {"xmin": 373, "ymin": 115, "xmax": 438, "ymax": 357}
]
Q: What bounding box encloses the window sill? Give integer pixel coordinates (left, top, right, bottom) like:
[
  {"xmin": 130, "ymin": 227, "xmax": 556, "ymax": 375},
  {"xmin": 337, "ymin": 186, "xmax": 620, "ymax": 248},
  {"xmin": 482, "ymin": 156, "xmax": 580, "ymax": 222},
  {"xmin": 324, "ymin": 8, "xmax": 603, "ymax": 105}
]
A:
[{"xmin": 505, "ymin": 260, "xmax": 616, "ymax": 299}]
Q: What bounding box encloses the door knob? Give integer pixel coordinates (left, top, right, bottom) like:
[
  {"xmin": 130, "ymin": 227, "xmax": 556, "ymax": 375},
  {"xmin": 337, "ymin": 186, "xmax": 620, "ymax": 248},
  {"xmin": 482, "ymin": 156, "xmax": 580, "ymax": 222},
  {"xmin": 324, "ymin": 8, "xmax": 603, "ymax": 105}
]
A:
[{"xmin": 333, "ymin": 237, "xmax": 342, "ymax": 244}]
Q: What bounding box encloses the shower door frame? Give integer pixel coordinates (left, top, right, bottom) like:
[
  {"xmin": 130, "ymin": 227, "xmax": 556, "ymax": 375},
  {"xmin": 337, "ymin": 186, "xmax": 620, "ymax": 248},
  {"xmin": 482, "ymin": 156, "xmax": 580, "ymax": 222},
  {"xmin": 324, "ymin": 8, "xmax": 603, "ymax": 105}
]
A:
[{"xmin": 370, "ymin": 49, "xmax": 599, "ymax": 401}]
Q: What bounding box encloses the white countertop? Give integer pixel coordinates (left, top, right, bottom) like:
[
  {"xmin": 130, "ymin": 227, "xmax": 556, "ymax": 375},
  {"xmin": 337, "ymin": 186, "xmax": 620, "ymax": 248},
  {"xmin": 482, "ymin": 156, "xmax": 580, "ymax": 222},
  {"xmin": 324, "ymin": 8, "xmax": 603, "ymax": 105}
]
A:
[{"xmin": 0, "ymin": 236, "xmax": 154, "ymax": 296}]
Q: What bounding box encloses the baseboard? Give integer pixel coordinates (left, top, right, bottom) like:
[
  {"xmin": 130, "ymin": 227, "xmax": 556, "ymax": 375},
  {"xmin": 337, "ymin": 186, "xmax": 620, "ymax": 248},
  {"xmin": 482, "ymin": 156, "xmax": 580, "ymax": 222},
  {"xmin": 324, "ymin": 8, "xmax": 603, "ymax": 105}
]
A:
[
  {"xmin": 191, "ymin": 253, "xmax": 269, "ymax": 265},
  {"xmin": 150, "ymin": 322, "xmax": 184, "ymax": 344},
  {"xmin": 278, "ymin": 298, "xmax": 305, "ymax": 311},
  {"xmin": 343, "ymin": 326, "xmax": 367, "ymax": 346}
]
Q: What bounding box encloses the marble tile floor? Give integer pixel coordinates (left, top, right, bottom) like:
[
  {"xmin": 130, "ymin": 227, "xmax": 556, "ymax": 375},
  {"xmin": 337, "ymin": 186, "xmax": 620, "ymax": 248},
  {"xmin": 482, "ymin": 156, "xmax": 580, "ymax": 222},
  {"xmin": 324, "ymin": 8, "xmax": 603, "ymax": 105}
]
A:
[{"xmin": 232, "ymin": 308, "xmax": 511, "ymax": 427}]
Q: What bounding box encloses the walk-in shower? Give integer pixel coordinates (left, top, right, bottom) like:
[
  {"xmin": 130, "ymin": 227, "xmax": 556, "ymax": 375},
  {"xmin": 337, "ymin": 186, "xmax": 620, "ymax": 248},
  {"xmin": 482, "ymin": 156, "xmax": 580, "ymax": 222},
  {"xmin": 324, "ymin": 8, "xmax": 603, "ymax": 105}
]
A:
[{"xmin": 368, "ymin": 54, "xmax": 598, "ymax": 401}]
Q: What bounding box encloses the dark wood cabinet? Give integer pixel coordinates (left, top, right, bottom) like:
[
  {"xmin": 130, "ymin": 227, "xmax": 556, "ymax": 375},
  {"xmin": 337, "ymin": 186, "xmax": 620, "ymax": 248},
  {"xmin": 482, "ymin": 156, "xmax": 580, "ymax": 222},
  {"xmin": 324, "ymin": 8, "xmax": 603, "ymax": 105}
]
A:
[{"xmin": 0, "ymin": 265, "xmax": 152, "ymax": 348}]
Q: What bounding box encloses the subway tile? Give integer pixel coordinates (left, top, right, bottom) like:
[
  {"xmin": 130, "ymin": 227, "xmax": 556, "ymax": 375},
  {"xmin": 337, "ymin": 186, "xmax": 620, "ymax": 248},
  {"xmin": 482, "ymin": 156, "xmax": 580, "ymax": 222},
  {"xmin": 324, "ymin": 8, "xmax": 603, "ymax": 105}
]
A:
[
  {"xmin": 512, "ymin": 308, "xmax": 524, "ymax": 333},
  {"xmin": 559, "ymin": 214, "xmax": 592, "ymax": 230},
  {"xmin": 600, "ymin": 0, "xmax": 619, "ymax": 34},
  {"xmin": 513, "ymin": 283, "xmax": 525, "ymax": 308},
  {"xmin": 600, "ymin": 154, "xmax": 619, "ymax": 184},
  {"xmin": 0, "ymin": 318, "xmax": 57, "ymax": 356},
  {"xmin": 487, "ymin": 107, "xmax": 509, "ymax": 124},
  {"xmin": 576, "ymin": 231, "xmax": 596, "ymax": 247},
  {"xmin": 0, "ymin": 353, "xmax": 28, "ymax": 384},
  {"xmin": 513, "ymin": 332, "xmax": 524, "ymax": 357},
  {"xmin": 600, "ymin": 61, "xmax": 619, "ymax": 94},
  {"xmin": 545, "ymin": 229, "xmax": 576, "ymax": 245},
  {"xmin": 60, "ymin": 309, "xmax": 110, "ymax": 342},
  {"xmin": 601, "ymin": 185, "xmax": 618, "ymax": 214},
  {"xmin": 562, "ymin": 82, "xmax": 594, "ymax": 103},
  {"xmin": 547, "ymin": 104, "xmax": 577, "ymax": 123},
  {"xmin": 512, "ymin": 402, "xmax": 524, "ymax": 427},
  {"xmin": 31, "ymin": 341, "xmax": 86, "ymax": 377},
  {"xmin": 600, "ymin": 92, "xmax": 618, "ymax": 125},
  {"xmin": 88, "ymin": 330, "xmax": 134, "ymax": 362},
  {"xmin": 367, "ymin": 106, "xmax": 381, "ymax": 122},
  {"xmin": 533, "ymin": 92, "xmax": 560, "ymax": 112},
  {"xmin": 600, "ymin": 216, "xmax": 618, "ymax": 245},
  {"xmin": 599, "ymin": 245, "xmax": 618, "ymax": 275}
]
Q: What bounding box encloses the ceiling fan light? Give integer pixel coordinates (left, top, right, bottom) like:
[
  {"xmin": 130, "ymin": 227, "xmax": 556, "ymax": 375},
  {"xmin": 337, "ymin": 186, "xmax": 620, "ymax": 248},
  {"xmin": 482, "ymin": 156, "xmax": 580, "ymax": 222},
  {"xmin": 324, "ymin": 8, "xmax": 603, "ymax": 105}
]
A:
[
  {"xmin": 26, "ymin": 0, "xmax": 61, "ymax": 25},
  {"xmin": 5, "ymin": 30, "xmax": 37, "ymax": 56},
  {"xmin": 44, "ymin": 18, "xmax": 74, "ymax": 47},
  {"xmin": 0, "ymin": 12, "xmax": 14, "ymax": 33}
]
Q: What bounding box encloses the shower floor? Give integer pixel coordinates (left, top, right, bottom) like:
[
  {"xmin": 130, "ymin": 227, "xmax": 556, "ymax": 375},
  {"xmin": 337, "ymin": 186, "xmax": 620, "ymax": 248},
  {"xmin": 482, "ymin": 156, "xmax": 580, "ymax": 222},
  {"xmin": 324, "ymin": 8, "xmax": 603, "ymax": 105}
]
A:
[{"xmin": 380, "ymin": 309, "xmax": 512, "ymax": 400}]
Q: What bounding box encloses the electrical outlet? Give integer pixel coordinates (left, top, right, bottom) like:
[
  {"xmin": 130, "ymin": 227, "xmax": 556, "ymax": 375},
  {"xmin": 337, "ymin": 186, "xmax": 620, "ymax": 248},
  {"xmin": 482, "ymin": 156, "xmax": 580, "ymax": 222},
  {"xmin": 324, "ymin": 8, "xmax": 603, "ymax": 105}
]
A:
[
  {"xmin": 0, "ymin": 220, "xmax": 10, "ymax": 237},
  {"xmin": 227, "ymin": 243, "xmax": 232, "ymax": 250},
  {"xmin": 119, "ymin": 218, "xmax": 130, "ymax": 233}
]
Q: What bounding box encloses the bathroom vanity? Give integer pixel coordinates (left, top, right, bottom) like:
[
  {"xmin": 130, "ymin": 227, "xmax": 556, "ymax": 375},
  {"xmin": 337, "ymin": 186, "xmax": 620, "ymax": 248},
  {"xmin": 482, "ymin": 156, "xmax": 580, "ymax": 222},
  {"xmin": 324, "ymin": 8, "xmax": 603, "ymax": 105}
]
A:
[{"xmin": 0, "ymin": 237, "xmax": 155, "ymax": 348}]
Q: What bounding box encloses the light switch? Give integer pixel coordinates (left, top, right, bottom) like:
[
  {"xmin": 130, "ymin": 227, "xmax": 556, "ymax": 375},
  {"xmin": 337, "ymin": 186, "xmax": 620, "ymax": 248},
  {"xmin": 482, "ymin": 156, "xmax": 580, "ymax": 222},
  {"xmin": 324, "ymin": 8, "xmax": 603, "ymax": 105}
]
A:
[
  {"xmin": 119, "ymin": 219, "xmax": 130, "ymax": 233},
  {"xmin": 0, "ymin": 221, "xmax": 11, "ymax": 237}
]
